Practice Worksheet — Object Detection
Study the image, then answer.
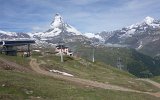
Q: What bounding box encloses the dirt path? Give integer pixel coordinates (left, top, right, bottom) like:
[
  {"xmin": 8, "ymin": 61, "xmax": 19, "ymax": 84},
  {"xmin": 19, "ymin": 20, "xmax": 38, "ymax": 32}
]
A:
[
  {"xmin": 30, "ymin": 58, "xmax": 140, "ymax": 92},
  {"xmin": 137, "ymin": 79, "xmax": 160, "ymax": 97},
  {"xmin": 137, "ymin": 79, "xmax": 160, "ymax": 89},
  {"xmin": 29, "ymin": 58, "xmax": 160, "ymax": 98},
  {"xmin": 0, "ymin": 56, "xmax": 159, "ymax": 97},
  {"xmin": 30, "ymin": 58, "xmax": 160, "ymax": 97}
]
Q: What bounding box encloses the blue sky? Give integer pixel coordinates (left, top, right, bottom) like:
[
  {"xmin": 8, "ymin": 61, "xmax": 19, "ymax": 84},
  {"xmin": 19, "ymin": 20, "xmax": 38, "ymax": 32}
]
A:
[{"xmin": 0, "ymin": 0, "xmax": 160, "ymax": 33}]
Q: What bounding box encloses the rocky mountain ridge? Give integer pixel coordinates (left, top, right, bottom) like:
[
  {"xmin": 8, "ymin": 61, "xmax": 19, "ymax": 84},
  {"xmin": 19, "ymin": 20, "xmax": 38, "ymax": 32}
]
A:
[
  {"xmin": 0, "ymin": 14, "xmax": 160, "ymax": 57},
  {"xmin": 97, "ymin": 16, "xmax": 160, "ymax": 57}
]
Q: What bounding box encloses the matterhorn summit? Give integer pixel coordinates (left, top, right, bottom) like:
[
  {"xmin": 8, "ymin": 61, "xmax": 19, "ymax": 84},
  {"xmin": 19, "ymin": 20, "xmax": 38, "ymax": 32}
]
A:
[
  {"xmin": 31, "ymin": 13, "xmax": 82, "ymax": 39},
  {"xmin": 45, "ymin": 13, "xmax": 82, "ymax": 36},
  {"xmin": 50, "ymin": 13, "xmax": 64, "ymax": 28}
]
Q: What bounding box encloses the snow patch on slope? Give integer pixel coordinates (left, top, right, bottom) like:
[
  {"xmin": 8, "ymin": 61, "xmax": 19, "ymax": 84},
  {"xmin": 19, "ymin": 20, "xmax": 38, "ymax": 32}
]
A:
[
  {"xmin": 120, "ymin": 29, "xmax": 136, "ymax": 38},
  {"xmin": 49, "ymin": 69, "xmax": 73, "ymax": 77},
  {"xmin": 66, "ymin": 24, "xmax": 81, "ymax": 35},
  {"xmin": 136, "ymin": 41, "xmax": 143, "ymax": 50},
  {"xmin": 44, "ymin": 28, "xmax": 62, "ymax": 37}
]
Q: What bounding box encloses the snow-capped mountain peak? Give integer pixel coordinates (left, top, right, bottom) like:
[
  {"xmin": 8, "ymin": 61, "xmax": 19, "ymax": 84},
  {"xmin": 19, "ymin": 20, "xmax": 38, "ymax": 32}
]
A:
[
  {"xmin": 126, "ymin": 16, "xmax": 156, "ymax": 29},
  {"xmin": 100, "ymin": 16, "xmax": 160, "ymax": 53},
  {"xmin": 123, "ymin": 16, "xmax": 159, "ymax": 33},
  {"xmin": 50, "ymin": 13, "xmax": 64, "ymax": 28},
  {"xmin": 47, "ymin": 13, "xmax": 82, "ymax": 36},
  {"xmin": 0, "ymin": 30, "xmax": 30, "ymax": 39},
  {"xmin": 144, "ymin": 16, "xmax": 155, "ymax": 25},
  {"xmin": 29, "ymin": 13, "xmax": 82, "ymax": 38}
]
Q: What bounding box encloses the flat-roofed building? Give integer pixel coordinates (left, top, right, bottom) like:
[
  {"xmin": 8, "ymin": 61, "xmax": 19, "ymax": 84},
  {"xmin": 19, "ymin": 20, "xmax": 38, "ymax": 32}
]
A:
[{"xmin": 0, "ymin": 40, "xmax": 35, "ymax": 56}]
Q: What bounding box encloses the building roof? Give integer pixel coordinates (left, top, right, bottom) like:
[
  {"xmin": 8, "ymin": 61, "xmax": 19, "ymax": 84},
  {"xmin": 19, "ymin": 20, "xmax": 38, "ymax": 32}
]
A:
[
  {"xmin": 0, "ymin": 40, "xmax": 35, "ymax": 46},
  {"xmin": 56, "ymin": 45, "xmax": 68, "ymax": 49}
]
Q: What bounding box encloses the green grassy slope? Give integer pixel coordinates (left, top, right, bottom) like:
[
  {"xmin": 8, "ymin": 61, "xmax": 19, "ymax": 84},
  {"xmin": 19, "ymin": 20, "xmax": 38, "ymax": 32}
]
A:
[
  {"xmin": 33, "ymin": 54, "xmax": 160, "ymax": 93},
  {"xmin": 152, "ymin": 76, "xmax": 160, "ymax": 83},
  {"xmin": 0, "ymin": 54, "xmax": 30, "ymax": 68},
  {"xmin": 0, "ymin": 70, "xmax": 159, "ymax": 100},
  {"xmin": 0, "ymin": 53, "xmax": 160, "ymax": 99},
  {"xmin": 74, "ymin": 45, "xmax": 160, "ymax": 78},
  {"xmin": 139, "ymin": 39, "xmax": 160, "ymax": 57}
]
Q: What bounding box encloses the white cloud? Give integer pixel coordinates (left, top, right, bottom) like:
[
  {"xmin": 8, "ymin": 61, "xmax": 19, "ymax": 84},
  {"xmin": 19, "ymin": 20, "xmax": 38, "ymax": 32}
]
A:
[
  {"xmin": 110, "ymin": 0, "xmax": 160, "ymax": 12},
  {"xmin": 1, "ymin": 0, "xmax": 160, "ymax": 33},
  {"xmin": 125, "ymin": 0, "xmax": 160, "ymax": 10},
  {"xmin": 72, "ymin": 12, "xmax": 91, "ymax": 18},
  {"xmin": 32, "ymin": 26, "xmax": 49, "ymax": 32},
  {"xmin": 69, "ymin": 0, "xmax": 100, "ymax": 5}
]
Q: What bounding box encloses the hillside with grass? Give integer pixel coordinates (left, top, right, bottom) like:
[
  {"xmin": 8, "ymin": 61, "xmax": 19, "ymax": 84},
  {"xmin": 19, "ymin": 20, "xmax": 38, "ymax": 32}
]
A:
[
  {"xmin": 0, "ymin": 70, "xmax": 159, "ymax": 100},
  {"xmin": 152, "ymin": 76, "xmax": 160, "ymax": 83},
  {"xmin": 73, "ymin": 44, "xmax": 160, "ymax": 78},
  {"xmin": 31, "ymin": 53, "xmax": 160, "ymax": 93},
  {"xmin": 0, "ymin": 52, "xmax": 160, "ymax": 99}
]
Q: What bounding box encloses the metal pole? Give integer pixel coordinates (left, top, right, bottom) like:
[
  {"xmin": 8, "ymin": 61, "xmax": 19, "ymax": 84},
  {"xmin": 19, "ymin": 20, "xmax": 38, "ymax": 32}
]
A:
[
  {"xmin": 27, "ymin": 44, "xmax": 30, "ymax": 57},
  {"xmin": 60, "ymin": 45, "xmax": 63, "ymax": 62},
  {"xmin": 92, "ymin": 47, "xmax": 95, "ymax": 62},
  {"xmin": 60, "ymin": 21, "xmax": 64, "ymax": 63}
]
